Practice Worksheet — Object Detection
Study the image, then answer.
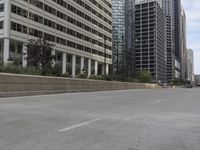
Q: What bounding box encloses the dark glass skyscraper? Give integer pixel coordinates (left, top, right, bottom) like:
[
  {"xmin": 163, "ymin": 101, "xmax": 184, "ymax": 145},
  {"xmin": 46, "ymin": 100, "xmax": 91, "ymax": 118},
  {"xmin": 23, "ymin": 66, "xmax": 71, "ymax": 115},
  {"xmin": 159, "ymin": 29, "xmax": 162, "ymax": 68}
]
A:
[
  {"xmin": 173, "ymin": 0, "xmax": 181, "ymax": 60},
  {"xmin": 163, "ymin": 0, "xmax": 175, "ymax": 81},
  {"xmin": 112, "ymin": 0, "xmax": 135, "ymax": 77}
]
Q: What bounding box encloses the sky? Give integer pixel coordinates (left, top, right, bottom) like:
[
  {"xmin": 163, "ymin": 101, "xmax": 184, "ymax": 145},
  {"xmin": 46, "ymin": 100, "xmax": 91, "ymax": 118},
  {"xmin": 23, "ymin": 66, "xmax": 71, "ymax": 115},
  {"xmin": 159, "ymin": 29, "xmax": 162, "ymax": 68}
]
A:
[{"xmin": 182, "ymin": 0, "xmax": 200, "ymax": 74}]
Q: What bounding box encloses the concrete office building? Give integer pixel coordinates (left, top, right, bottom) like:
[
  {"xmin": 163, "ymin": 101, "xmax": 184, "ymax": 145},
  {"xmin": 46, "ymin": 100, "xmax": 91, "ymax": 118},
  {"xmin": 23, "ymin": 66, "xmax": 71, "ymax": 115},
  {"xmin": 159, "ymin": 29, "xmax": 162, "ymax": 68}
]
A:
[
  {"xmin": 174, "ymin": 58, "xmax": 181, "ymax": 78},
  {"xmin": 187, "ymin": 48, "xmax": 194, "ymax": 82},
  {"xmin": 0, "ymin": 0, "xmax": 112, "ymax": 78},
  {"xmin": 112, "ymin": 0, "xmax": 135, "ymax": 77},
  {"xmin": 194, "ymin": 74, "xmax": 200, "ymax": 85},
  {"xmin": 162, "ymin": 0, "xmax": 175, "ymax": 82},
  {"xmin": 180, "ymin": 6, "xmax": 187, "ymax": 80},
  {"xmin": 135, "ymin": 0, "xmax": 166, "ymax": 82}
]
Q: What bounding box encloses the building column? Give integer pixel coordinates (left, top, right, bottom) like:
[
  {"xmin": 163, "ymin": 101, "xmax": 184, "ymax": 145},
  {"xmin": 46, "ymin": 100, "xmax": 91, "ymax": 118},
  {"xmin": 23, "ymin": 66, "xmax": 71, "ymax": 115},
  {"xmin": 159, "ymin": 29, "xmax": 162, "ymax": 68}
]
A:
[
  {"xmin": 51, "ymin": 49, "xmax": 56, "ymax": 68},
  {"xmin": 94, "ymin": 60, "xmax": 98, "ymax": 76},
  {"xmin": 101, "ymin": 64, "xmax": 105, "ymax": 75},
  {"xmin": 3, "ymin": 0, "xmax": 11, "ymax": 64},
  {"xmin": 22, "ymin": 43, "xmax": 27, "ymax": 67},
  {"xmin": 62, "ymin": 52, "xmax": 66, "ymax": 74},
  {"xmin": 106, "ymin": 64, "xmax": 109, "ymax": 75},
  {"xmin": 80, "ymin": 56, "xmax": 84, "ymax": 74},
  {"xmin": 88, "ymin": 58, "xmax": 91, "ymax": 77},
  {"xmin": 3, "ymin": 39, "xmax": 9, "ymax": 64},
  {"xmin": 72, "ymin": 54, "xmax": 76, "ymax": 78}
]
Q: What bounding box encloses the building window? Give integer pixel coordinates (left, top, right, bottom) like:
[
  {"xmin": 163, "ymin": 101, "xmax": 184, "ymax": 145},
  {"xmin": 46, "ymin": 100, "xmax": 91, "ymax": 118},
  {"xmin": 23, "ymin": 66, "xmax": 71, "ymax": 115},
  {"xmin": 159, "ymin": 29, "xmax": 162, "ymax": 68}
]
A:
[
  {"xmin": 0, "ymin": 4, "xmax": 4, "ymax": 12},
  {"xmin": 0, "ymin": 21, "xmax": 3, "ymax": 29}
]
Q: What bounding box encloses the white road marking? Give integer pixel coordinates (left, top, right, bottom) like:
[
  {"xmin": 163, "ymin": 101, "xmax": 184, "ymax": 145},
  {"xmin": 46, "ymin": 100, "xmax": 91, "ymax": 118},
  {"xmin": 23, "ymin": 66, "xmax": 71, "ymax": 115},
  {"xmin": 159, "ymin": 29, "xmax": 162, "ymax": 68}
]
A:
[
  {"xmin": 59, "ymin": 118, "xmax": 101, "ymax": 133},
  {"xmin": 154, "ymin": 99, "xmax": 164, "ymax": 103}
]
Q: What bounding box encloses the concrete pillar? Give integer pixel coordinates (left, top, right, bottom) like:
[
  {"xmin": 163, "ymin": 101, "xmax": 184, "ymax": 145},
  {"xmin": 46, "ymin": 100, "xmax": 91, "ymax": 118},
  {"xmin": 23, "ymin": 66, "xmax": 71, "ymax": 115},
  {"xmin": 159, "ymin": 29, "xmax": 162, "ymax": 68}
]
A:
[
  {"xmin": 88, "ymin": 58, "xmax": 91, "ymax": 77},
  {"xmin": 3, "ymin": 0, "xmax": 11, "ymax": 64},
  {"xmin": 3, "ymin": 39, "xmax": 9, "ymax": 64},
  {"xmin": 101, "ymin": 64, "xmax": 105, "ymax": 75},
  {"xmin": 106, "ymin": 64, "xmax": 109, "ymax": 75},
  {"xmin": 80, "ymin": 56, "xmax": 84, "ymax": 74},
  {"xmin": 51, "ymin": 49, "xmax": 56, "ymax": 68},
  {"xmin": 22, "ymin": 43, "xmax": 27, "ymax": 67},
  {"xmin": 62, "ymin": 52, "xmax": 66, "ymax": 74},
  {"xmin": 72, "ymin": 54, "xmax": 76, "ymax": 78},
  {"xmin": 94, "ymin": 60, "xmax": 98, "ymax": 76}
]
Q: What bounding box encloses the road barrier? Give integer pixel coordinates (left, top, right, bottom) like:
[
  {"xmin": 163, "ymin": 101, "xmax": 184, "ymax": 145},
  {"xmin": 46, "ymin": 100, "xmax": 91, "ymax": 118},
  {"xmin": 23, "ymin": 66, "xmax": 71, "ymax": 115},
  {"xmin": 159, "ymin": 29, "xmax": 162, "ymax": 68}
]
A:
[{"xmin": 0, "ymin": 73, "xmax": 159, "ymax": 97}]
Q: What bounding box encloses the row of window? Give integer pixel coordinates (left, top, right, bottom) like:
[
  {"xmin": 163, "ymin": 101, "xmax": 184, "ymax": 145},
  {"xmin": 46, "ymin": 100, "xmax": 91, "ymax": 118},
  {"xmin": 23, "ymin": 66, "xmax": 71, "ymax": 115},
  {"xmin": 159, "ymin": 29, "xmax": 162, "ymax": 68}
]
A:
[
  {"xmin": 21, "ymin": 1, "xmax": 111, "ymax": 42},
  {"xmin": 10, "ymin": 21, "xmax": 111, "ymax": 59},
  {"xmin": 11, "ymin": 5, "xmax": 111, "ymax": 50},
  {"xmin": 22, "ymin": 0, "xmax": 112, "ymax": 35},
  {"xmin": 89, "ymin": 0, "xmax": 112, "ymax": 9},
  {"xmin": 52, "ymin": 0, "xmax": 112, "ymax": 24}
]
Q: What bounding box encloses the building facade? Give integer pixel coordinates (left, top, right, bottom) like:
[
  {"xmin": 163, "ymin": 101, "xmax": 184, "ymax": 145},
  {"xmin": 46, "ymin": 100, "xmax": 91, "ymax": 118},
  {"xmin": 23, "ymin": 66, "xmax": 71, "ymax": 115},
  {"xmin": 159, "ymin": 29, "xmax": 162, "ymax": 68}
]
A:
[
  {"xmin": 162, "ymin": 0, "xmax": 175, "ymax": 82},
  {"xmin": 0, "ymin": 0, "xmax": 112, "ymax": 77},
  {"xmin": 173, "ymin": 0, "xmax": 181, "ymax": 79},
  {"xmin": 187, "ymin": 48, "xmax": 194, "ymax": 81},
  {"xmin": 194, "ymin": 74, "xmax": 200, "ymax": 85},
  {"xmin": 173, "ymin": 0, "xmax": 181, "ymax": 59},
  {"xmin": 112, "ymin": 0, "xmax": 135, "ymax": 77},
  {"xmin": 135, "ymin": 1, "xmax": 166, "ymax": 82},
  {"xmin": 180, "ymin": 6, "xmax": 187, "ymax": 80}
]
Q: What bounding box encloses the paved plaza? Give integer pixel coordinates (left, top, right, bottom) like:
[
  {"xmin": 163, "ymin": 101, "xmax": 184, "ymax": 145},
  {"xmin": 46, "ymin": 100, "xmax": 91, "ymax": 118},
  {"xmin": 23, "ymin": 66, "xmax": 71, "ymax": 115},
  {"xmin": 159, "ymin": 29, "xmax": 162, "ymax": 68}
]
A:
[{"xmin": 0, "ymin": 88, "xmax": 200, "ymax": 150}]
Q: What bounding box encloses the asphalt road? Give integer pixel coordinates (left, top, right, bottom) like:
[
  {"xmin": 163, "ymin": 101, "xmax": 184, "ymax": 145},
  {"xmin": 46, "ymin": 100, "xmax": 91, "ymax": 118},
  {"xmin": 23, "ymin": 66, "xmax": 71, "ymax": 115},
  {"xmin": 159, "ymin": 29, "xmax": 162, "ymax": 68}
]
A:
[{"xmin": 0, "ymin": 88, "xmax": 200, "ymax": 150}]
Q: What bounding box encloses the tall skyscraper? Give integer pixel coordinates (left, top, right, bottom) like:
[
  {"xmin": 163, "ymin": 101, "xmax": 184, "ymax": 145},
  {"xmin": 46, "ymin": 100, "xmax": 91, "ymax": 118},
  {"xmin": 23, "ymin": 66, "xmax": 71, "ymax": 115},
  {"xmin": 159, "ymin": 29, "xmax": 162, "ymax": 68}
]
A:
[
  {"xmin": 173, "ymin": 0, "xmax": 181, "ymax": 60},
  {"xmin": 125, "ymin": 0, "xmax": 135, "ymax": 76},
  {"xmin": 112, "ymin": 0, "xmax": 135, "ymax": 77},
  {"xmin": 136, "ymin": 0, "xmax": 163, "ymax": 7},
  {"xmin": 162, "ymin": 0, "xmax": 175, "ymax": 82},
  {"xmin": 173, "ymin": 0, "xmax": 182, "ymax": 80},
  {"xmin": 180, "ymin": 6, "xmax": 187, "ymax": 80},
  {"xmin": 187, "ymin": 49, "xmax": 194, "ymax": 81},
  {"xmin": 135, "ymin": 0, "xmax": 166, "ymax": 82},
  {"xmin": 0, "ymin": 0, "xmax": 112, "ymax": 77}
]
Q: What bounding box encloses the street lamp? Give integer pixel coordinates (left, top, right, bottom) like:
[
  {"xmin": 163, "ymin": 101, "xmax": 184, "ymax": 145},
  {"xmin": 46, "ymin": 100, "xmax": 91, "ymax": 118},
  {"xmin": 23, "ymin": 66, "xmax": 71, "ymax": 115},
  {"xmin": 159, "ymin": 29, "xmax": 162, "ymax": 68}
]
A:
[{"xmin": 103, "ymin": 36, "xmax": 107, "ymax": 76}]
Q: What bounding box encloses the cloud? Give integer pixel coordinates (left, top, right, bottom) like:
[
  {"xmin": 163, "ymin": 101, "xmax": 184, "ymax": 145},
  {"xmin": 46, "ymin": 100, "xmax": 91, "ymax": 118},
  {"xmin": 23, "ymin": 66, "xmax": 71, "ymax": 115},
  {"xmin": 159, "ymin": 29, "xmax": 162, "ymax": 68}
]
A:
[{"xmin": 183, "ymin": 0, "xmax": 200, "ymax": 74}]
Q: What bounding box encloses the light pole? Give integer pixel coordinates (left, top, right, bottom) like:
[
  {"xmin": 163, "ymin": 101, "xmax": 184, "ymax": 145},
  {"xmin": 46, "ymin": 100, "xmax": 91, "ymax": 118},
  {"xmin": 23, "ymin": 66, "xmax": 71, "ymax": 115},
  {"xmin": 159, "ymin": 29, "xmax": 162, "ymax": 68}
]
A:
[
  {"xmin": 121, "ymin": 34, "xmax": 125, "ymax": 81},
  {"xmin": 104, "ymin": 36, "xmax": 107, "ymax": 76},
  {"xmin": 116, "ymin": 35, "xmax": 119, "ymax": 74}
]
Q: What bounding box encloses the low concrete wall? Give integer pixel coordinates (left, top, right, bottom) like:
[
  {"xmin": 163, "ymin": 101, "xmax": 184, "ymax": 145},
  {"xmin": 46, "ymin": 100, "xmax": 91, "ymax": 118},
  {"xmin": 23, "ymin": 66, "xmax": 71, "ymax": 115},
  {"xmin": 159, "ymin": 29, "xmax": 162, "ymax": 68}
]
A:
[{"xmin": 0, "ymin": 73, "xmax": 159, "ymax": 94}]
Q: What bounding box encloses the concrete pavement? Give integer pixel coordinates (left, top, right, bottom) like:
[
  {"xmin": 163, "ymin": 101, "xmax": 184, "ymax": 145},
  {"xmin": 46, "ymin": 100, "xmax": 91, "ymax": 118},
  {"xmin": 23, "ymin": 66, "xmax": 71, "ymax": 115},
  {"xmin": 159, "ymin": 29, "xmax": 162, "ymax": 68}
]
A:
[{"xmin": 0, "ymin": 88, "xmax": 200, "ymax": 150}]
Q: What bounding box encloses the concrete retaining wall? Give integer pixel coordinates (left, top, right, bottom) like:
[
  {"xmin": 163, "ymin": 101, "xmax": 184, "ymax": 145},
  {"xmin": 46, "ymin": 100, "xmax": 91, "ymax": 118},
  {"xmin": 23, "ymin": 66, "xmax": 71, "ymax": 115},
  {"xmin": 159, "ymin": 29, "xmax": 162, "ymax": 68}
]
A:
[{"xmin": 0, "ymin": 73, "xmax": 159, "ymax": 94}]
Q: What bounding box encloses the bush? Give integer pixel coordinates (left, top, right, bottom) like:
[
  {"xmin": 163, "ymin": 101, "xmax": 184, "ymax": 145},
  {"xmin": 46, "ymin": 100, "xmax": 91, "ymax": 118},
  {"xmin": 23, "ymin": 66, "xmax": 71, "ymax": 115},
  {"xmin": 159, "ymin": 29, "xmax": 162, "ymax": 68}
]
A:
[
  {"xmin": 136, "ymin": 70, "xmax": 152, "ymax": 83},
  {"xmin": 13, "ymin": 58, "xmax": 22, "ymax": 66},
  {"xmin": 62, "ymin": 72, "xmax": 70, "ymax": 78},
  {"xmin": 77, "ymin": 73, "xmax": 87, "ymax": 79},
  {"xmin": 24, "ymin": 67, "xmax": 42, "ymax": 75},
  {"xmin": 173, "ymin": 79, "xmax": 185, "ymax": 85},
  {"xmin": 132, "ymin": 79, "xmax": 140, "ymax": 83},
  {"xmin": 0, "ymin": 64, "xmax": 42, "ymax": 75},
  {"xmin": 89, "ymin": 75, "xmax": 101, "ymax": 80},
  {"xmin": 42, "ymin": 67, "xmax": 62, "ymax": 77},
  {"xmin": 101, "ymin": 75, "xmax": 112, "ymax": 81}
]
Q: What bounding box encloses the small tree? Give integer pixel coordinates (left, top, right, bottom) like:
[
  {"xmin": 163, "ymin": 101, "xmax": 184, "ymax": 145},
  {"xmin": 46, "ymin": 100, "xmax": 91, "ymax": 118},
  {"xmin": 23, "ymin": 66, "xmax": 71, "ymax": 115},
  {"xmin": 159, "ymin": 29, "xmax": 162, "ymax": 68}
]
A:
[
  {"xmin": 26, "ymin": 38, "xmax": 55, "ymax": 74},
  {"xmin": 136, "ymin": 69, "xmax": 152, "ymax": 83}
]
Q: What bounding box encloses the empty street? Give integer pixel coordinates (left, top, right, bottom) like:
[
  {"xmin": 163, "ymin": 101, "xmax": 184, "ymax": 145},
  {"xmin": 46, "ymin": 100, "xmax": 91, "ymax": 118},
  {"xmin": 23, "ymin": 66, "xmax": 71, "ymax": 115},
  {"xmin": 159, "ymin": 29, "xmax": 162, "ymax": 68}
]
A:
[{"xmin": 0, "ymin": 88, "xmax": 200, "ymax": 150}]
